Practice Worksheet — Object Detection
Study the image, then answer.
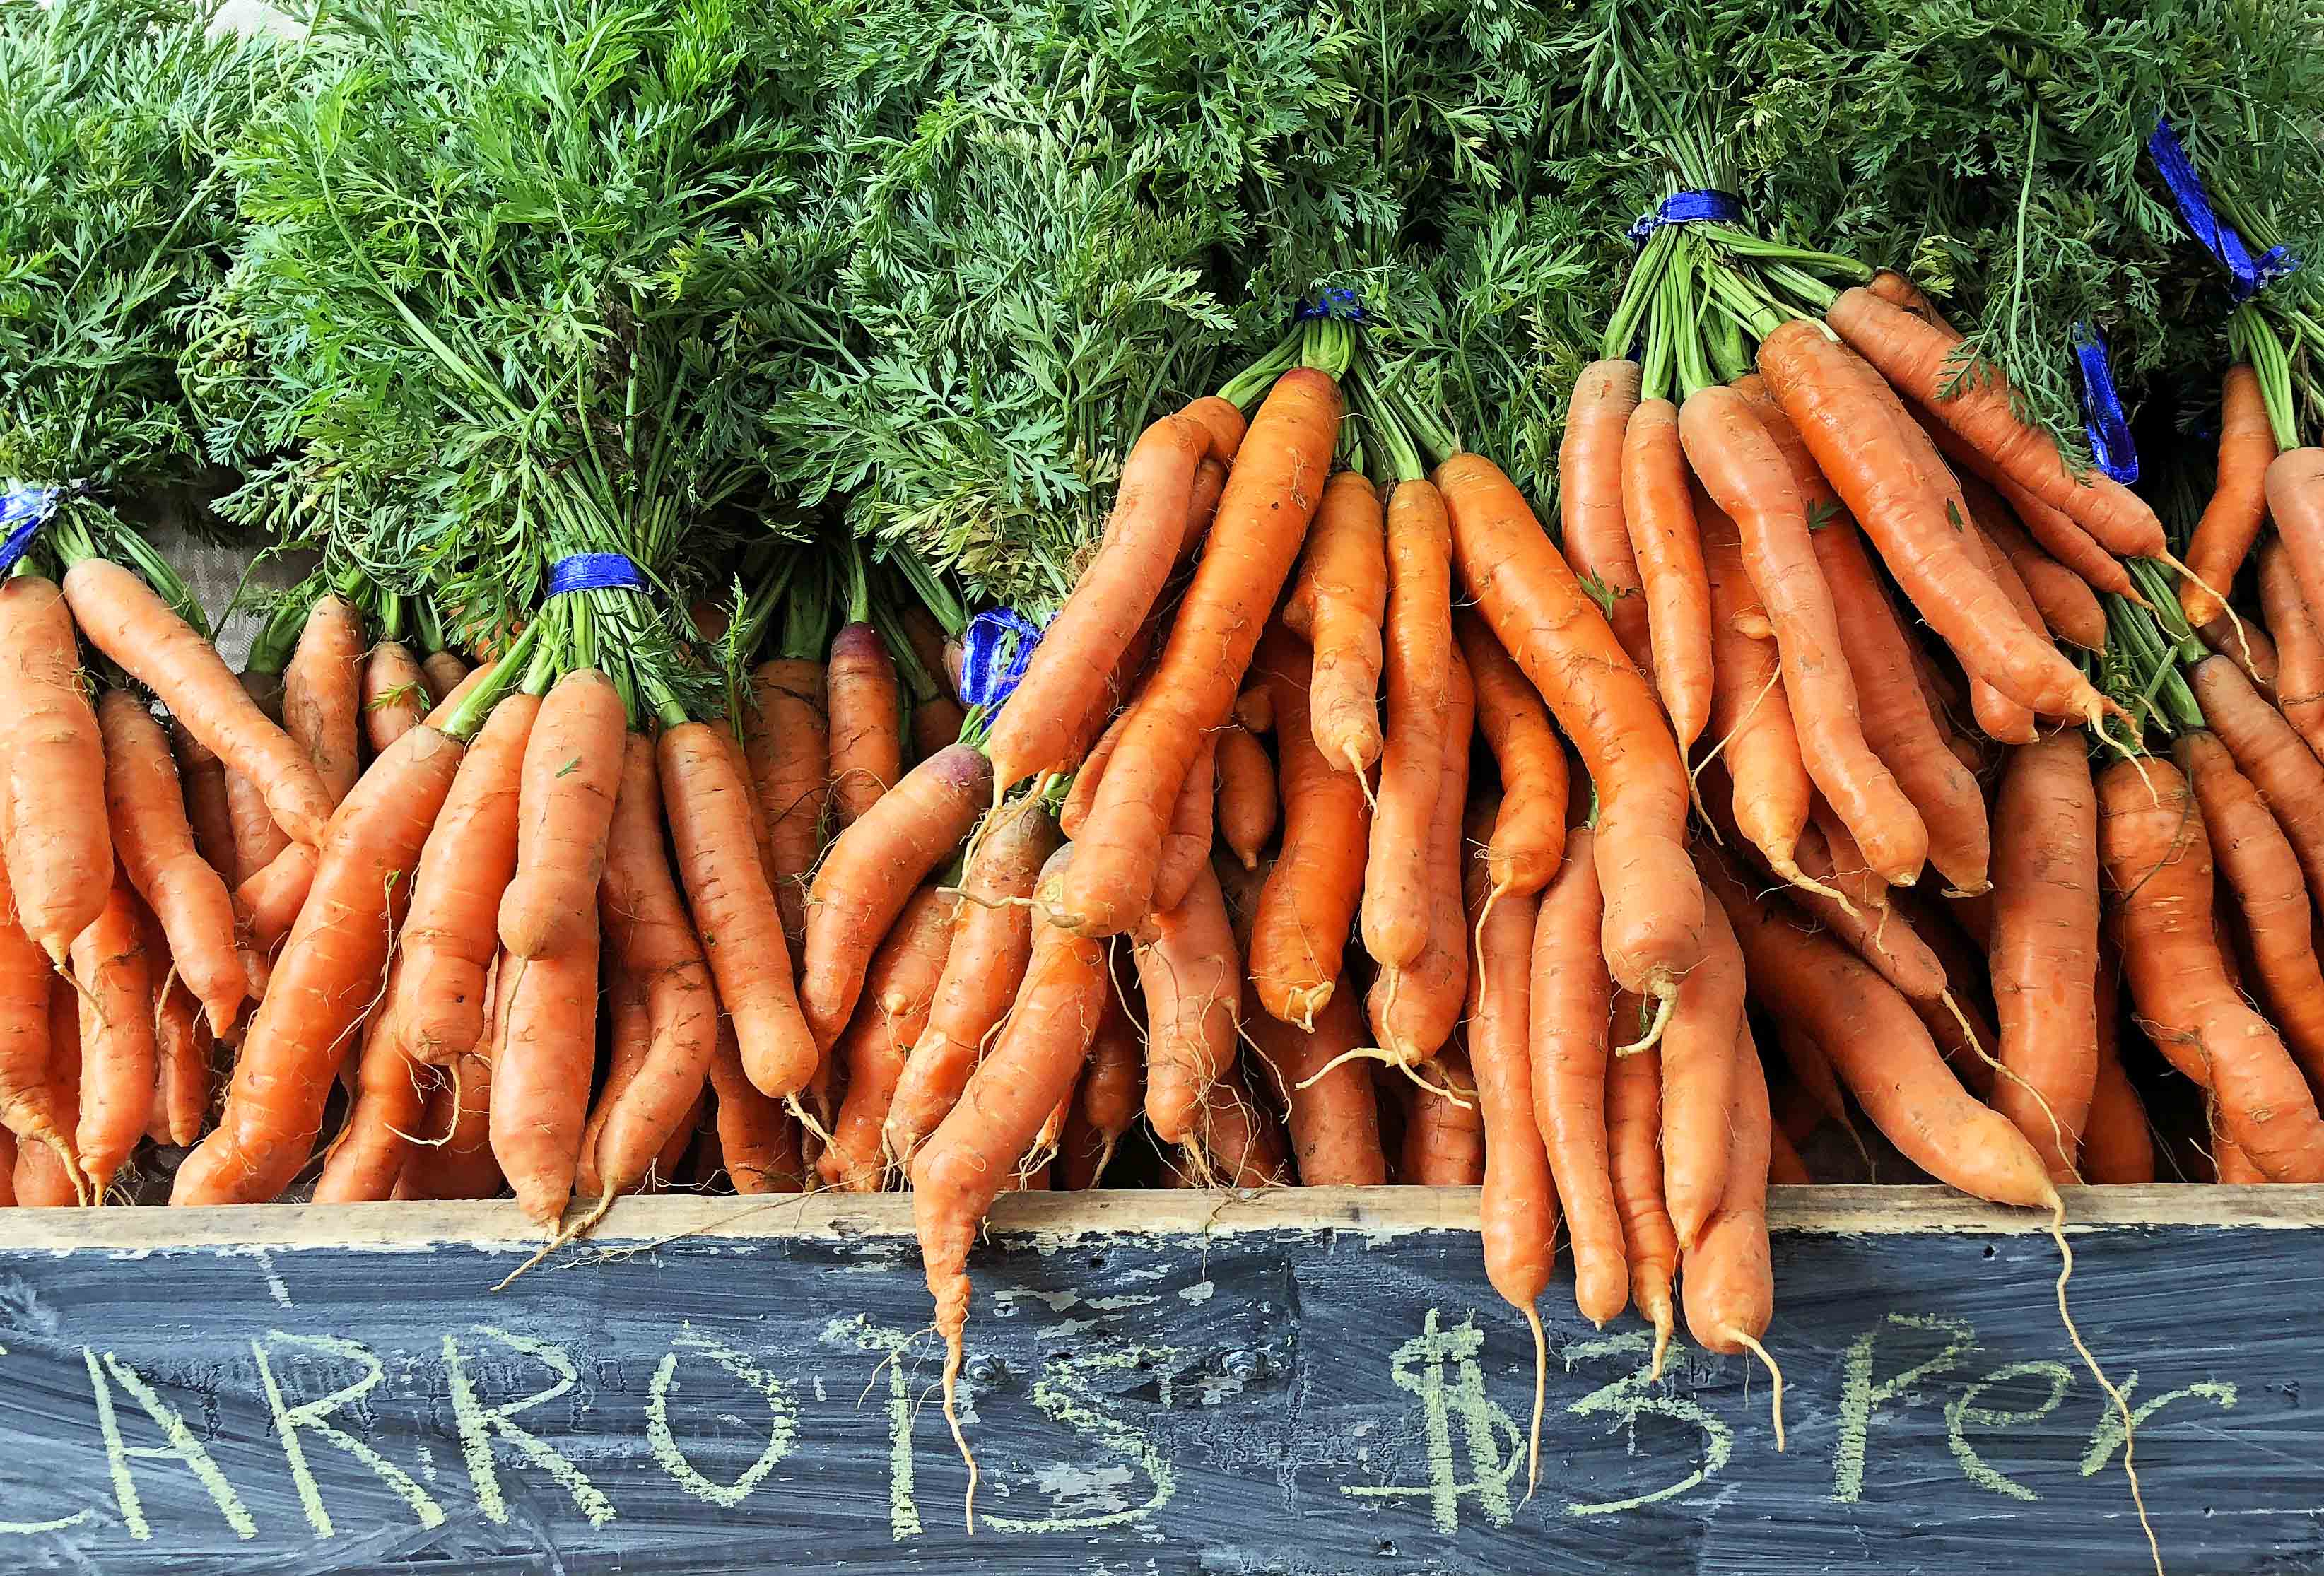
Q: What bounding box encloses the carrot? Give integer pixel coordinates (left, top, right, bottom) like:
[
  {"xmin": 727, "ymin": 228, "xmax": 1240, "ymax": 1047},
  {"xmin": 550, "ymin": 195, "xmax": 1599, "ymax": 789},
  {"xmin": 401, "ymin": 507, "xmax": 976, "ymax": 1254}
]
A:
[
  {"xmin": 1561, "ymin": 358, "xmax": 1652, "ymax": 671},
  {"xmin": 1826, "ymin": 288, "xmax": 2166, "ymax": 559},
  {"xmin": 0, "ymin": 859, "xmax": 64, "ymax": 1166},
  {"xmin": 2188, "ymin": 654, "xmax": 2324, "ymax": 898},
  {"xmin": 1989, "ymin": 735, "xmax": 2100, "ymax": 1180},
  {"xmin": 1680, "ymin": 1023, "xmax": 1780, "ymax": 1429},
  {"xmin": 2176, "ymin": 731, "xmax": 2324, "ymax": 1091},
  {"xmin": 2099, "ymin": 755, "xmax": 2324, "ymax": 1181},
  {"xmin": 173, "ymin": 724, "xmax": 466, "ymax": 1205},
  {"xmin": 1787, "ymin": 820, "xmax": 1949, "ymax": 1002},
  {"xmin": 2275, "ymin": 448, "xmax": 2324, "ymax": 625},
  {"xmin": 420, "ymin": 649, "xmax": 470, "ymax": 707},
  {"xmin": 1530, "ymin": 825, "xmax": 1626, "ymax": 1322},
  {"xmin": 2082, "ymin": 963, "xmax": 2154, "ymax": 1184},
  {"xmin": 821, "ymin": 886, "xmax": 953, "ymax": 1192},
  {"xmin": 1062, "ymin": 370, "xmax": 1341, "ymax": 934},
  {"xmin": 95, "ymin": 691, "xmax": 243, "ymax": 1037},
  {"xmin": 1214, "ymin": 724, "xmax": 1278, "ymax": 870},
  {"xmin": 900, "ymin": 606, "xmax": 968, "ymax": 763},
  {"xmin": 2181, "ymin": 367, "xmax": 2277, "ymax": 626},
  {"xmin": 1969, "ymin": 479, "xmax": 2107, "ymax": 652},
  {"xmin": 1771, "ymin": 1018, "xmax": 1849, "ymax": 1138},
  {"xmin": 1759, "ymin": 323, "xmax": 2113, "ymax": 726},
  {"xmin": 1457, "ymin": 611, "xmax": 1568, "ymax": 897},
  {"xmin": 827, "ymin": 620, "xmax": 903, "ymax": 830},
  {"xmin": 1151, "ymin": 728, "xmax": 1220, "ymax": 913},
  {"xmin": 1283, "ymin": 470, "xmax": 1387, "ymax": 775},
  {"xmin": 984, "ymin": 411, "xmax": 1233, "ymax": 790},
  {"xmin": 915, "ymin": 847, "xmax": 1108, "ymax": 1519},
  {"xmin": 385, "ymin": 693, "xmax": 539, "ymax": 1064},
  {"xmin": 585, "ymin": 734, "xmax": 717, "ymax": 1200},
  {"xmin": 1621, "ymin": 399, "xmax": 1713, "ymax": 748},
  {"xmin": 1960, "ymin": 520, "xmax": 2042, "ymax": 745},
  {"xmin": 1360, "ymin": 474, "xmax": 1458, "ymax": 968},
  {"xmin": 312, "ymin": 1011, "xmax": 428, "ymax": 1204},
  {"xmin": 800, "ymin": 740, "xmax": 992, "ymax": 1049},
  {"xmin": 395, "ymin": 980, "xmax": 503, "ymax": 1204},
  {"xmin": 1248, "ymin": 627, "xmax": 1371, "ymax": 1025},
  {"xmin": 1186, "ymin": 1062, "xmax": 1292, "ymax": 1188},
  {"xmin": 69, "ymin": 876, "xmax": 153, "ymax": 1198},
  {"xmin": 1400, "ymin": 1045, "xmax": 1484, "ymax": 1185},
  {"xmin": 66, "ymin": 561, "xmax": 333, "ymax": 849},
  {"xmin": 2258, "ymin": 543, "xmax": 2324, "ymax": 760},
  {"xmin": 2205, "ymin": 606, "xmax": 2282, "ymax": 692},
  {"xmin": 1458, "ymin": 842, "xmax": 1554, "ymax": 1476},
  {"xmin": 1072, "ymin": 987, "xmax": 1144, "ymax": 1184},
  {"xmin": 1243, "ymin": 977, "xmax": 1383, "ymax": 1185},
  {"xmin": 1608, "ymin": 1016, "xmax": 1678, "ymax": 1368},
  {"xmin": 223, "ymin": 676, "xmax": 292, "ymax": 886},
  {"xmin": 15, "ymin": 983, "xmax": 80, "ymax": 1207},
  {"xmin": 489, "ymin": 921, "xmax": 601, "ymax": 1227},
  {"xmin": 885, "ymin": 795, "xmax": 1058, "ymax": 1162},
  {"xmin": 662, "ymin": 723, "xmax": 820, "ymax": 1102},
  {"xmin": 1661, "ymin": 895, "xmax": 1745, "ymax": 1249},
  {"xmin": 704, "ymin": 1020, "xmax": 799, "ymax": 1194},
  {"xmin": 1705, "ymin": 848, "xmax": 2055, "ymax": 1205},
  {"xmin": 1442, "ymin": 452, "xmax": 1703, "ymax": 1001},
  {"xmin": 362, "ymin": 639, "xmax": 430, "ymax": 756},
  {"xmin": 1134, "ymin": 862, "xmax": 1240, "ymax": 1145},
  {"xmin": 1768, "ymin": 1122, "xmax": 1812, "ymax": 1185},
  {"xmin": 498, "ymin": 670, "xmax": 625, "ymax": 959},
  {"xmin": 1683, "ymin": 384, "xmax": 1927, "ymax": 882},
  {"xmin": 170, "ymin": 719, "xmax": 237, "ymax": 884},
  {"xmin": 0, "ymin": 576, "xmax": 110, "ymax": 962},
  {"xmin": 1369, "ymin": 650, "xmax": 1475, "ymax": 1064},
  {"xmin": 283, "ymin": 594, "xmax": 365, "ymax": 806}
]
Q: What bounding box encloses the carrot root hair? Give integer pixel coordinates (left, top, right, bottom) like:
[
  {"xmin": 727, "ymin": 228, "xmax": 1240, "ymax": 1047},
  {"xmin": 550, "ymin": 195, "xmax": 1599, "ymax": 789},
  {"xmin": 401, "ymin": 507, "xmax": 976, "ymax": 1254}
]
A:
[
  {"xmin": 1614, "ymin": 989, "xmax": 1675, "ymax": 1058},
  {"xmin": 1943, "ymin": 990, "xmax": 2084, "ymax": 1185},
  {"xmin": 1522, "ymin": 1301, "xmax": 1547, "ymax": 1501},
  {"xmin": 1294, "ymin": 1042, "xmax": 1403, "ymax": 1088},
  {"xmin": 2048, "ymin": 1199, "xmax": 2161, "ymax": 1576},
  {"xmin": 1767, "ymin": 854, "xmax": 1857, "ymax": 918},
  {"xmin": 1346, "ymin": 744, "xmax": 1380, "ymax": 812},
  {"xmin": 941, "ymin": 1326, "xmax": 980, "ymax": 1533},
  {"xmin": 1730, "ymin": 1331, "xmax": 1787, "ymax": 1452},
  {"xmin": 490, "ymin": 1189, "xmax": 618, "ymax": 1293},
  {"xmin": 2159, "ymin": 551, "xmax": 2252, "ymax": 669}
]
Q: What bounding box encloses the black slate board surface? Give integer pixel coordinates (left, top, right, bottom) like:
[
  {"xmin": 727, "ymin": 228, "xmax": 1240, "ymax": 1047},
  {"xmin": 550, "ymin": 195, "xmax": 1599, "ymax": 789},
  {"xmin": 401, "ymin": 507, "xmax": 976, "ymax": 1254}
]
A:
[{"xmin": 0, "ymin": 1186, "xmax": 2313, "ymax": 1575}]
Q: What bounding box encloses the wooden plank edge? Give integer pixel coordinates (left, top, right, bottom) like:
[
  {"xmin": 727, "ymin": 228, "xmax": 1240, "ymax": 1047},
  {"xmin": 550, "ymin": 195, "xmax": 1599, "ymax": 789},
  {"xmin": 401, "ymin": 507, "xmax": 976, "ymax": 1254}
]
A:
[{"xmin": 0, "ymin": 1184, "xmax": 2313, "ymax": 1255}]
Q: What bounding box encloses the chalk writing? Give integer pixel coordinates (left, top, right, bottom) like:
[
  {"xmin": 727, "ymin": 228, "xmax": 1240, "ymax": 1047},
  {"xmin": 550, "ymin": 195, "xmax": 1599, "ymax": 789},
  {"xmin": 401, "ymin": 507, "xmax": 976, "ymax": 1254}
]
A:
[
  {"xmin": 822, "ymin": 1315, "xmax": 923, "ymax": 1541},
  {"xmin": 442, "ymin": 1327, "xmax": 616, "ymax": 1528},
  {"xmin": 1342, "ymin": 1309, "xmax": 1523, "ymax": 1534},
  {"xmin": 646, "ymin": 1324, "xmax": 795, "ymax": 1507},
  {"xmin": 984, "ymin": 1345, "xmax": 1179, "ymax": 1534},
  {"xmin": 1943, "ymin": 1360, "xmax": 2074, "ymax": 1501},
  {"xmin": 2080, "ymin": 1373, "xmax": 2238, "ymax": 1476},
  {"xmin": 1831, "ymin": 1312, "xmax": 1978, "ymax": 1503},
  {"xmin": 85, "ymin": 1348, "xmax": 255, "ymax": 1540},
  {"xmin": 1563, "ymin": 1332, "xmax": 1733, "ymax": 1517},
  {"xmin": 252, "ymin": 1331, "xmax": 446, "ymax": 1536}
]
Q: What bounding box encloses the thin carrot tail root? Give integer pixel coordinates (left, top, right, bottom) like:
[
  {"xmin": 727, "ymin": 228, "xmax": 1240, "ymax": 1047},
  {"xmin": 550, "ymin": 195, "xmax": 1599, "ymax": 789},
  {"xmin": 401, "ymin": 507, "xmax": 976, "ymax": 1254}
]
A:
[
  {"xmin": 1731, "ymin": 1331, "xmax": 1787, "ymax": 1453},
  {"xmin": 2048, "ymin": 1200, "xmax": 2162, "ymax": 1576},
  {"xmin": 786, "ymin": 1092, "xmax": 838, "ymax": 1150},
  {"xmin": 1614, "ymin": 989, "xmax": 1675, "ymax": 1058},
  {"xmin": 1522, "ymin": 1302, "xmax": 1547, "ymax": 1502},
  {"xmin": 937, "ymin": 1285, "xmax": 980, "ymax": 1533},
  {"xmin": 1400, "ymin": 1057, "xmax": 1474, "ymax": 1110},
  {"xmin": 1093, "ymin": 1134, "xmax": 1120, "ymax": 1186},
  {"xmin": 1346, "ymin": 746, "xmax": 1379, "ymax": 812},
  {"xmin": 1945, "ymin": 990, "xmax": 2081, "ymax": 1184},
  {"xmin": 2160, "ymin": 551, "xmax": 2251, "ymax": 667},
  {"xmin": 1650, "ymin": 1305, "xmax": 1672, "ymax": 1383},
  {"xmin": 1768, "ymin": 854, "xmax": 1856, "ymax": 919},
  {"xmin": 1296, "ymin": 1042, "xmax": 1402, "ymax": 1089},
  {"xmin": 490, "ymin": 1189, "xmax": 618, "ymax": 1293}
]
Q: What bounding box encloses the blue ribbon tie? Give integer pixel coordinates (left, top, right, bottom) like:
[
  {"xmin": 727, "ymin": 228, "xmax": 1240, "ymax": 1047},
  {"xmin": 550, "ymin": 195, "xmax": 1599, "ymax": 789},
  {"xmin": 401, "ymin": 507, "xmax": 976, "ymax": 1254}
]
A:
[
  {"xmin": 546, "ymin": 552, "xmax": 647, "ymax": 596},
  {"xmin": 959, "ymin": 607, "xmax": 1042, "ymax": 710},
  {"xmin": 2073, "ymin": 324, "xmax": 2139, "ymax": 485},
  {"xmin": 0, "ymin": 484, "xmax": 61, "ymax": 577},
  {"xmin": 1628, "ymin": 189, "xmax": 1743, "ymax": 247},
  {"xmin": 2148, "ymin": 117, "xmax": 2299, "ymax": 302},
  {"xmin": 1294, "ymin": 286, "xmax": 1367, "ymax": 323}
]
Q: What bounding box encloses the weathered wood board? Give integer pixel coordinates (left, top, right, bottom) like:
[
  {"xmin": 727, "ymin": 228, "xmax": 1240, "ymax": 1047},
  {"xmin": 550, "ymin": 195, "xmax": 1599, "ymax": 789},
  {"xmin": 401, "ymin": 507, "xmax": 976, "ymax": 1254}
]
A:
[{"xmin": 0, "ymin": 1186, "xmax": 2314, "ymax": 1575}]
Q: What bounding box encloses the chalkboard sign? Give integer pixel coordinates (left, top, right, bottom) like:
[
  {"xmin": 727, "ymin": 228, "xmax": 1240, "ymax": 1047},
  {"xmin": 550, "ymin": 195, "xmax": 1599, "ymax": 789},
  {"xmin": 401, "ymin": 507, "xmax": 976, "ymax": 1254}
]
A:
[{"xmin": 0, "ymin": 1186, "xmax": 2312, "ymax": 1575}]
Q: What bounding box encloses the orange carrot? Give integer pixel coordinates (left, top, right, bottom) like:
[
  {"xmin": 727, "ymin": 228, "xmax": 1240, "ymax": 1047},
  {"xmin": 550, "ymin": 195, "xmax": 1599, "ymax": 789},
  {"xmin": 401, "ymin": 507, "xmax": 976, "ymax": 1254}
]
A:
[
  {"xmin": 0, "ymin": 859, "xmax": 64, "ymax": 1167},
  {"xmin": 0, "ymin": 576, "xmax": 110, "ymax": 961},
  {"xmin": 885, "ymin": 795, "xmax": 1058, "ymax": 1162},
  {"xmin": 1989, "ymin": 734, "xmax": 2099, "ymax": 1180},
  {"xmin": 1283, "ymin": 470, "xmax": 1388, "ymax": 775},
  {"xmin": 1826, "ymin": 288, "xmax": 2166, "ymax": 559},
  {"xmin": 985, "ymin": 409, "xmax": 1237, "ymax": 789},
  {"xmin": 1680, "ymin": 1023, "xmax": 1778, "ymax": 1392},
  {"xmin": 1561, "ymin": 358, "xmax": 1652, "ymax": 673},
  {"xmin": 2258, "ymin": 543, "xmax": 2324, "ymax": 760},
  {"xmin": 312, "ymin": 1008, "xmax": 429, "ymax": 1204},
  {"xmin": 385, "ymin": 693, "xmax": 540, "ymax": 1064},
  {"xmin": 2188, "ymin": 654, "xmax": 2324, "ymax": 897},
  {"xmin": 498, "ymin": 670, "xmax": 625, "ymax": 959},
  {"xmin": 1683, "ymin": 384, "xmax": 1927, "ymax": 882},
  {"xmin": 1661, "ymin": 897, "xmax": 1745, "ymax": 1249},
  {"xmin": 1062, "ymin": 370, "xmax": 1341, "ymax": 934},
  {"xmin": 820, "ymin": 886, "xmax": 953, "ymax": 1191},
  {"xmin": 1134, "ymin": 863, "xmax": 1240, "ymax": 1144},
  {"xmin": 1622, "ymin": 398, "xmax": 1713, "ymax": 748},
  {"xmin": 420, "ymin": 649, "xmax": 470, "ymax": 707},
  {"xmin": 71, "ymin": 876, "xmax": 153, "ymax": 1197},
  {"xmin": 2099, "ymin": 755, "xmax": 2324, "ymax": 1181},
  {"xmin": 232, "ymin": 842, "xmax": 316, "ymax": 957},
  {"xmin": 744, "ymin": 657, "xmax": 830, "ymax": 949},
  {"xmin": 706, "ymin": 1021, "xmax": 803, "ymax": 1194},
  {"xmin": 98, "ymin": 691, "xmax": 244, "ymax": 1035},
  {"xmin": 490, "ymin": 920, "xmax": 602, "ymax": 1226},
  {"xmin": 1457, "ymin": 611, "xmax": 1568, "ymax": 898},
  {"xmin": 800, "ymin": 741, "xmax": 992, "ymax": 1049},
  {"xmin": 1759, "ymin": 323, "xmax": 2113, "ymax": 725},
  {"xmin": 1960, "ymin": 520, "xmax": 2042, "ymax": 745},
  {"xmin": 1072, "ymin": 986, "xmax": 1144, "ymax": 1184},
  {"xmin": 1706, "ymin": 847, "xmax": 2056, "ymax": 1205},
  {"xmin": 1530, "ymin": 825, "xmax": 1626, "ymax": 1322},
  {"xmin": 283, "ymin": 594, "xmax": 365, "ymax": 805},
  {"xmin": 1400, "ymin": 1045, "xmax": 1484, "ymax": 1184},
  {"xmin": 1368, "ymin": 651, "xmax": 1474, "ymax": 1064},
  {"xmin": 2081, "ymin": 965, "xmax": 2154, "ymax": 1184},
  {"xmin": 1214, "ymin": 724, "xmax": 1278, "ymax": 870},
  {"xmin": 171, "ymin": 719, "xmax": 237, "ymax": 884},
  {"xmin": 1970, "ymin": 479, "xmax": 2107, "ymax": 652},
  {"xmin": 828, "ymin": 621, "xmax": 903, "ymax": 829},
  {"xmin": 664, "ymin": 722, "xmax": 821, "ymax": 1099},
  {"xmin": 1608, "ymin": 1019, "xmax": 1678, "ymax": 1362},
  {"xmin": 66, "ymin": 560, "xmax": 333, "ymax": 847},
  {"xmin": 173, "ymin": 724, "xmax": 466, "ymax": 1204},
  {"xmin": 1150, "ymin": 728, "xmax": 1220, "ymax": 913},
  {"xmin": 1442, "ymin": 452, "xmax": 1703, "ymax": 1001},
  {"xmin": 223, "ymin": 671, "xmax": 292, "ymax": 886},
  {"xmin": 1185, "ymin": 1061, "xmax": 1293, "ymax": 1188},
  {"xmin": 1250, "ymin": 626, "xmax": 1371, "ymax": 1025},
  {"xmin": 362, "ymin": 639, "xmax": 430, "ymax": 756},
  {"xmin": 2182, "ymin": 366, "xmax": 2277, "ymax": 627},
  {"xmin": 1362, "ymin": 477, "xmax": 1455, "ymax": 968},
  {"xmin": 15, "ymin": 983, "xmax": 80, "ymax": 1207}
]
